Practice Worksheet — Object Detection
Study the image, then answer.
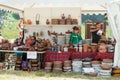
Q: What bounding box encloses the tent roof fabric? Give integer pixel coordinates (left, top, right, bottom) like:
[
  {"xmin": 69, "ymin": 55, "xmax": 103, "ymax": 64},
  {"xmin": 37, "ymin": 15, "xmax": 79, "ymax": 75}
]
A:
[{"xmin": 0, "ymin": 0, "xmax": 111, "ymax": 11}]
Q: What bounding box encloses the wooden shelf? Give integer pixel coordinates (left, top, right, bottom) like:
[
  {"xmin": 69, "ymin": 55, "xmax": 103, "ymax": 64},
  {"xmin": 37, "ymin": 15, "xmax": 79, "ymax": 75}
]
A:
[{"xmin": 24, "ymin": 24, "xmax": 79, "ymax": 27}]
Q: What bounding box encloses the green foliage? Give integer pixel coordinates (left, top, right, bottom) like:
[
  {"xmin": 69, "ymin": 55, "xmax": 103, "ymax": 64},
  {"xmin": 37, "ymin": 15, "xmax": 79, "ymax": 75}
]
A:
[
  {"xmin": 0, "ymin": 10, "xmax": 20, "ymax": 39},
  {"xmin": 12, "ymin": 13, "xmax": 20, "ymax": 20}
]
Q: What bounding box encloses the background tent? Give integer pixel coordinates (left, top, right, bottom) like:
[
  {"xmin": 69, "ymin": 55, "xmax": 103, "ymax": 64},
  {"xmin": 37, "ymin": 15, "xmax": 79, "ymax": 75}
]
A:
[{"xmin": 107, "ymin": 0, "xmax": 120, "ymax": 67}]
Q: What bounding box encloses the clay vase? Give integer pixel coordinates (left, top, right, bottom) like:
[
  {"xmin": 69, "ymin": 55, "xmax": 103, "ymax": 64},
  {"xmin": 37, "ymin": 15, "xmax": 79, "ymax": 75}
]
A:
[
  {"xmin": 83, "ymin": 44, "xmax": 89, "ymax": 52},
  {"xmin": 91, "ymin": 45, "xmax": 97, "ymax": 52}
]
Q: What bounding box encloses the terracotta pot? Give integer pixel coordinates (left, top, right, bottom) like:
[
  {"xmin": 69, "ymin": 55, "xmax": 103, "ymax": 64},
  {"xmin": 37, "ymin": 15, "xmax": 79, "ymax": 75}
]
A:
[
  {"xmin": 82, "ymin": 57, "xmax": 92, "ymax": 62},
  {"xmin": 31, "ymin": 60, "xmax": 38, "ymax": 63},
  {"xmin": 32, "ymin": 67, "xmax": 38, "ymax": 71},
  {"xmin": 31, "ymin": 64, "xmax": 38, "ymax": 67},
  {"xmin": 15, "ymin": 65, "xmax": 21, "ymax": 67},
  {"xmin": 53, "ymin": 68, "xmax": 62, "ymax": 73},
  {"xmin": 91, "ymin": 61, "xmax": 100, "ymax": 64},
  {"xmin": 83, "ymin": 44, "xmax": 89, "ymax": 52},
  {"xmin": 45, "ymin": 67, "xmax": 52, "ymax": 70},
  {"xmin": 64, "ymin": 60, "xmax": 71, "ymax": 67},
  {"xmin": 91, "ymin": 44, "xmax": 97, "ymax": 52},
  {"xmin": 88, "ymin": 72, "xmax": 98, "ymax": 76},
  {"xmin": 0, "ymin": 63, "xmax": 3, "ymax": 70},
  {"xmin": 16, "ymin": 61, "xmax": 22, "ymax": 64},
  {"xmin": 101, "ymin": 64, "xmax": 112, "ymax": 70},
  {"xmin": 45, "ymin": 69, "xmax": 51, "ymax": 73},
  {"xmin": 53, "ymin": 61, "xmax": 62, "ymax": 68},
  {"xmin": 103, "ymin": 59, "xmax": 113, "ymax": 63},
  {"xmin": 45, "ymin": 62, "xmax": 52, "ymax": 67}
]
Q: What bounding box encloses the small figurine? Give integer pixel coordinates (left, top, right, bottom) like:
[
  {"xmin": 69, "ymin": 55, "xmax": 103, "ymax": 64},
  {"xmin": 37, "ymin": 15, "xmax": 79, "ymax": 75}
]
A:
[
  {"xmin": 61, "ymin": 14, "xmax": 65, "ymax": 19},
  {"xmin": 46, "ymin": 19, "xmax": 50, "ymax": 25},
  {"xmin": 68, "ymin": 15, "xmax": 71, "ymax": 19}
]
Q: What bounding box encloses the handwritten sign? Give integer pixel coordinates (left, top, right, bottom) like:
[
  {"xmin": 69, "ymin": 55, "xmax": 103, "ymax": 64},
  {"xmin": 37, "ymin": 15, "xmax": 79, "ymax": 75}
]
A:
[{"xmin": 27, "ymin": 51, "xmax": 37, "ymax": 59}]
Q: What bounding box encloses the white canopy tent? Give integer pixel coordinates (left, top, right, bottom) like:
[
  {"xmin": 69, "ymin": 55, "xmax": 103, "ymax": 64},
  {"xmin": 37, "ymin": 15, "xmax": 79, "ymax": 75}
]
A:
[
  {"xmin": 1, "ymin": 0, "xmax": 120, "ymax": 67},
  {"xmin": 0, "ymin": 0, "xmax": 109, "ymax": 12}
]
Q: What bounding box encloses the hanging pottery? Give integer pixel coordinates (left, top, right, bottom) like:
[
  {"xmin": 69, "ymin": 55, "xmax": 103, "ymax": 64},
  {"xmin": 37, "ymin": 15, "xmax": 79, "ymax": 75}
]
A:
[{"xmin": 36, "ymin": 13, "xmax": 40, "ymax": 25}]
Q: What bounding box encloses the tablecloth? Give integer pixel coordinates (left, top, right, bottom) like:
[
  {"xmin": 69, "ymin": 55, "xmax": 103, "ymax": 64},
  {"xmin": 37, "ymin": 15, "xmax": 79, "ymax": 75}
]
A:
[
  {"xmin": 70, "ymin": 52, "xmax": 97, "ymax": 60},
  {"xmin": 44, "ymin": 51, "xmax": 114, "ymax": 62},
  {"xmin": 44, "ymin": 51, "xmax": 71, "ymax": 62},
  {"xmin": 95, "ymin": 52, "xmax": 114, "ymax": 60}
]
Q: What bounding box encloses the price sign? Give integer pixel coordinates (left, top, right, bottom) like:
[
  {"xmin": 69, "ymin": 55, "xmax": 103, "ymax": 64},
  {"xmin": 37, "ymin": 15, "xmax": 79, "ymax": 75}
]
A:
[{"xmin": 27, "ymin": 51, "xmax": 37, "ymax": 59}]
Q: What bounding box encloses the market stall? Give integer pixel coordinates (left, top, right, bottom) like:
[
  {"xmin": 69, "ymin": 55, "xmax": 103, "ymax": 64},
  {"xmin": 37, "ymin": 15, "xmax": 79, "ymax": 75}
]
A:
[{"xmin": 0, "ymin": 0, "xmax": 120, "ymax": 77}]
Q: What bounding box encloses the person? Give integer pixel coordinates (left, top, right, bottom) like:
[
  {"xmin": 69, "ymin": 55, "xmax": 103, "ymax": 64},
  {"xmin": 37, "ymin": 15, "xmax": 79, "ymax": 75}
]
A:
[
  {"xmin": 14, "ymin": 30, "xmax": 24, "ymax": 46},
  {"xmin": 90, "ymin": 22, "xmax": 103, "ymax": 43},
  {"xmin": 69, "ymin": 26, "xmax": 82, "ymax": 46}
]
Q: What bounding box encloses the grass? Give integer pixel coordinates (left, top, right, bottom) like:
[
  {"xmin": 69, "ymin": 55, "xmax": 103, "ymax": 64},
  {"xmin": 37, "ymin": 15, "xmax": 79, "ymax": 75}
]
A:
[{"xmin": 0, "ymin": 70, "xmax": 119, "ymax": 80}]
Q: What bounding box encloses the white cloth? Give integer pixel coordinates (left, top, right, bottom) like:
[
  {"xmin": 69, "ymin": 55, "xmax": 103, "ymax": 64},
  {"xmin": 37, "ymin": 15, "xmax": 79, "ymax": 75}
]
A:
[{"xmin": 107, "ymin": 1, "xmax": 120, "ymax": 67}]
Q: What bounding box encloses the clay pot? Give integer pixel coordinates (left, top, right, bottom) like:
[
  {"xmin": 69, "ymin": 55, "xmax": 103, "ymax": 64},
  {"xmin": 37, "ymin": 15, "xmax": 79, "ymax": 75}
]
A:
[
  {"xmin": 15, "ymin": 65, "xmax": 21, "ymax": 67},
  {"xmin": 101, "ymin": 64, "xmax": 112, "ymax": 70},
  {"xmin": 91, "ymin": 61, "xmax": 100, "ymax": 64},
  {"xmin": 64, "ymin": 60, "xmax": 71, "ymax": 67},
  {"xmin": 46, "ymin": 19, "xmax": 50, "ymax": 25},
  {"xmin": 53, "ymin": 61, "xmax": 62, "ymax": 72},
  {"xmin": 32, "ymin": 67, "xmax": 38, "ymax": 71},
  {"xmin": 16, "ymin": 61, "xmax": 22, "ymax": 64},
  {"xmin": 83, "ymin": 44, "xmax": 89, "ymax": 52},
  {"xmin": 88, "ymin": 72, "xmax": 98, "ymax": 76},
  {"xmin": 45, "ymin": 62, "xmax": 52, "ymax": 67},
  {"xmin": 31, "ymin": 64, "xmax": 38, "ymax": 67},
  {"xmin": 0, "ymin": 63, "xmax": 3, "ymax": 70},
  {"xmin": 82, "ymin": 57, "xmax": 92, "ymax": 62},
  {"xmin": 90, "ymin": 44, "xmax": 97, "ymax": 52},
  {"xmin": 31, "ymin": 60, "xmax": 38, "ymax": 63},
  {"xmin": 54, "ymin": 64, "xmax": 62, "ymax": 68},
  {"xmin": 45, "ymin": 69, "xmax": 51, "ymax": 73},
  {"xmin": 61, "ymin": 14, "xmax": 65, "ymax": 19},
  {"xmin": 53, "ymin": 68, "xmax": 62, "ymax": 73},
  {"xmin": 103, "ymin": 59, "xmax": 113, "ymax": 63}
]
